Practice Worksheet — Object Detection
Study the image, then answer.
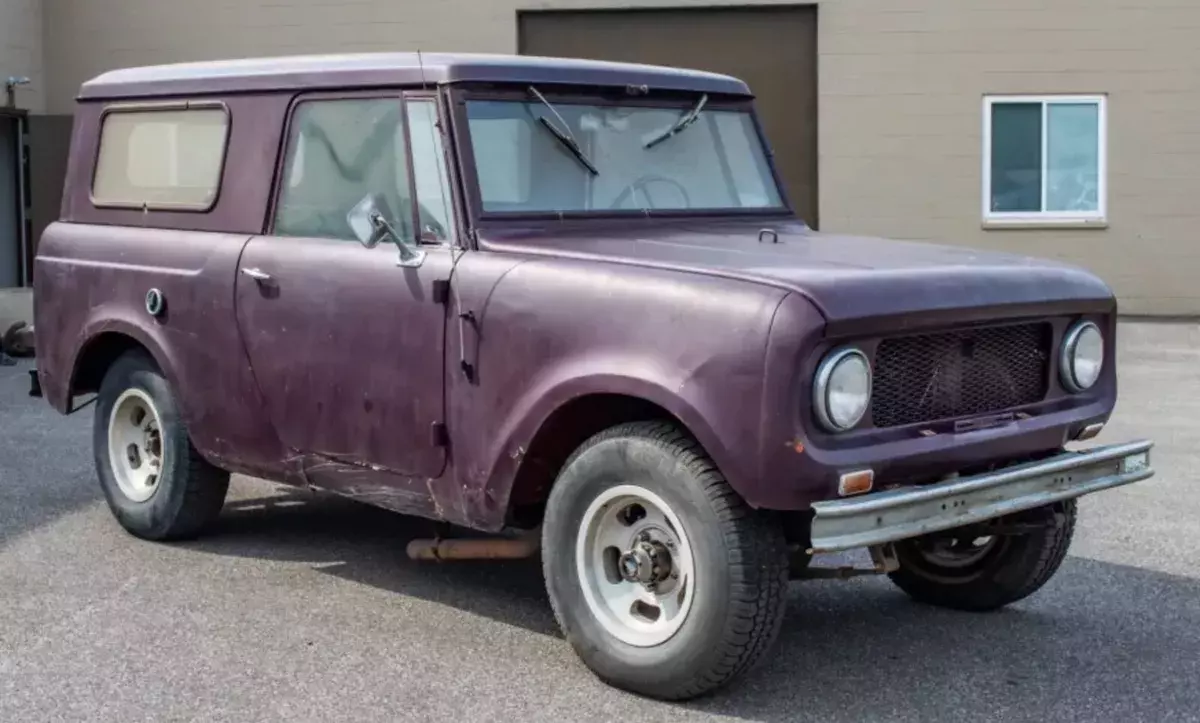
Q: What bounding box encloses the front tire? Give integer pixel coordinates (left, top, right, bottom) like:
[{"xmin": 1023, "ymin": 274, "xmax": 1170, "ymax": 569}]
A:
[
  {"xmin": 94, "ymin": 350, "xmax": 230, "ymax": 541},
  {"xmin": 887, "ymin": 500, "xmax": 1077, "ymax": 612},
  {"xmin": 542, "ymin": 421, "xmax": 789, "ymax": 701}
]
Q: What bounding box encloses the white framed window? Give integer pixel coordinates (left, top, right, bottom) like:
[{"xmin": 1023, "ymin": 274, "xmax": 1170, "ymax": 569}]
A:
[{"xmin": 983, "ymin": 94, "xmax": 1106, "ymax": 224}]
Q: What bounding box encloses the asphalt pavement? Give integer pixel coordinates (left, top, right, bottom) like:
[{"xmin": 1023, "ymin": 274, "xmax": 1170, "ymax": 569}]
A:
[{"xmin": 2, "ymin": 321, "xmax": 1199, "ymax": 722}]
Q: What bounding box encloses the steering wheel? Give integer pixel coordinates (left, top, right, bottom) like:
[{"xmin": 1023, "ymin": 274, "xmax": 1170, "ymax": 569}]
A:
[{"xmin": 607, "ymin": 175, "xmax": 692, "ymax": 210}]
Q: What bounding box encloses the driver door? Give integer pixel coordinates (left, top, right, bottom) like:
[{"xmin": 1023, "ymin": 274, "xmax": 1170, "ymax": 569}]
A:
[{"xmin": 235, "ymin": 91, "xmax": 456, "ymax": 495}]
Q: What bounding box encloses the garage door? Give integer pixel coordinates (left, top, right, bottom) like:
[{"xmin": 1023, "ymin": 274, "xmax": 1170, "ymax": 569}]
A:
[{"xmin": 518, "ymin": 6, "xmax": 818, "ymax": 227}]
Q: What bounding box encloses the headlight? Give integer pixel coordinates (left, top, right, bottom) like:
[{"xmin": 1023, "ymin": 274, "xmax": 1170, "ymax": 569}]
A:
[
  {"xmin": 1061, "ymin": 321, "xmax": 1104, "ymax": 392},
  {"xmin": 813, "ymin": 348, "xmax": 872, "ymax": 432}
]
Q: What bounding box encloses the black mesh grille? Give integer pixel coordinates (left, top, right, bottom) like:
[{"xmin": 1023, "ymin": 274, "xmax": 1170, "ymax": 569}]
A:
[{"xmin": 871, "ymin": 323, "xmax": 1052, "ymax": 428}]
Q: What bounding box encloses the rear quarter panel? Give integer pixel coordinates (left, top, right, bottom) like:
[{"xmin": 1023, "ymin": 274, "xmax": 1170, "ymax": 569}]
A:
[{"xmin": 33, "ymin": 222, "xmax": 286, "ymax": 476}]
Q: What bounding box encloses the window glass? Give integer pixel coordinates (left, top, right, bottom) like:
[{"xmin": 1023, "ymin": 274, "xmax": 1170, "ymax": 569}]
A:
[
  {"xmin": 405, "ymin": 100, "xmax": 456, "ymax": 243},
  {"xmin": 986, "ymin": 96, "xmax": 1104, "ymax": 220},
  {"xmin": 1046, "ymin": 103, "xmax": 1100, "ymax": 213},
  {"xmin": 274, "ymin": 97, "xmax": 411, "ymax": 241},
  {"xmin": 712, "ymin": 112, "xmax": 779, "ymax": 208},
  {"xmin": 464, "ymin": 99, "xmax": 782, "ymax": 214},
  {"xmin": 471, "ymin": 116, "xmax": 533, "ymax": 204},
  {"xmin": 989, "ymin": 103, "xmax": 1042, "ymax": 214},
  {"xmin": 93, "ymin": 107, "xmax": 227, "ymax": 208}
]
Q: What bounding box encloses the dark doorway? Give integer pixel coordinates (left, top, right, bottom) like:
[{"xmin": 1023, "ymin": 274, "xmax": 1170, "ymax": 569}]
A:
[
  {"xmin": 0, "ymin": 112, "xmax": 25, "ymax": 287},
  {"xmin": 518, "ymin": 5, "xmax": 819, "ymax": 227}
]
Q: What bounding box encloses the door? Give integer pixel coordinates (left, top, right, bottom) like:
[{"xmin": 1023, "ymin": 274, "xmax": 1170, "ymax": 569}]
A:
[
  {"xmin": 0, "ymin": 114, "xmax": 22, "ymax": 287},
  {"xmin": 235, "ymin": 92, "xmax": 458, "ymax": 486},
  {"xmin": 518, "ymin": 6, "xmax": 819, "ymax": 227}
]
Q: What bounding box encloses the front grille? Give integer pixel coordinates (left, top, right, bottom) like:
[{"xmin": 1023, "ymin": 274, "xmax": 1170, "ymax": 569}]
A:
[{"xmin": 871, "ymin": 322, "xmax": 1052, "ymax": 428}]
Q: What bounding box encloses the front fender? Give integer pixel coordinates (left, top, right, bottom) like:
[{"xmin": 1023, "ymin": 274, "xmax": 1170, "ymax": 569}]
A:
[
  {"xmin": 449, "ymin": 254, "xmax": 795, "ymax": 528},
  {"xmin": 481, "ymin": 359, "xmax": 740, "ymax": 513}
]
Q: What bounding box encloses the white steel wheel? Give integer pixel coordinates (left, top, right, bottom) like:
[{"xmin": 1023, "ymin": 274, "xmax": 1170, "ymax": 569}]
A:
[
  {"xmin": 576, "ymin": 484, "xmax": 696, "ymax": 647},
  {"xmin": 106, "ymin": 387, "xmax": 165, "ymax": 503}
]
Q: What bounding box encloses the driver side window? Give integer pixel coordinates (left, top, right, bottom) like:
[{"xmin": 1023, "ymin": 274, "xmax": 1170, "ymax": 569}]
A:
[{"xmin": 274, "ymin": 97, "xmax": 413, "ymax": 241}]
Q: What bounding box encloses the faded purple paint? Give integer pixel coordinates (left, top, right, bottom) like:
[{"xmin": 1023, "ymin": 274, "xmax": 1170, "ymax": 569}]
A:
[
  {"xmin": 34, "ymin": 224, "xmax": 288, "ymax": 478},
  {"xmin": 34, "ymin": 53, "xmax": 1119, "ymax": 533},
  {"xmin": 76, "ymin": 52, "xmax": 751, "ymax": 101}
]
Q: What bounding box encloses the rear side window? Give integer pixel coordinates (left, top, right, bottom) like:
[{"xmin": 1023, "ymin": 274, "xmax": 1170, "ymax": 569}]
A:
[{"xmin": 92, "ymin": 106, "xmax": 229, "ymax": 210}]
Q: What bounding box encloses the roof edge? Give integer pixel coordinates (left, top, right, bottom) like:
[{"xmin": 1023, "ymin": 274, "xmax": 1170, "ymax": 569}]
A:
[{"xmin": 76, "ymin": 52, "xmax": 752, "ymax": 101}]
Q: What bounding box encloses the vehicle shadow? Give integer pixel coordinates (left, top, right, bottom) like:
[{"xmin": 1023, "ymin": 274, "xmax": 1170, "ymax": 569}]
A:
[
  {"xmin": 188, "ymin": 486, "xmax": 1200, "ymax": 722},
  {"xmin": 185, "ymin": 485, "xmax": 562, "ymax": 636}
]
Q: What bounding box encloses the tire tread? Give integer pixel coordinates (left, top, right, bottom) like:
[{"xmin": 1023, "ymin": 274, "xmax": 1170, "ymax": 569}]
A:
[{"xmin": 160, "ymin": 439, "xmax": 230, "ymax": 540}]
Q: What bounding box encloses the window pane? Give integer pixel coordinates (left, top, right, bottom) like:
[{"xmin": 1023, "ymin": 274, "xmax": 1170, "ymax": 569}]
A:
[
  {"xmin": 405, "ymin": 100, "xmax": 456, "ymax": 243},
  {"xmin": 1046, "ymin": 103, "xmax": 1100, "ymax": 213},
  {"xmin": 466, "ymin": 100, "xmax": 783, "ymax": 213},
  {"xmin": 989, "ymin": 102, "xmax": 1042, "ymax": 213},
  {"xmin": 468, "ymin": 109, "xmax": 533, "ymax": 206},
  {"xmin": 710, "ymin": 113, "xmax": 783, "ymax": 208},
  {"xmin": 274, "ymin": 98, "xmax": 411, "ymax": 241},
  {"xmin": 93, "ymin": 108, "xmax": 227, "ymax": 208}
]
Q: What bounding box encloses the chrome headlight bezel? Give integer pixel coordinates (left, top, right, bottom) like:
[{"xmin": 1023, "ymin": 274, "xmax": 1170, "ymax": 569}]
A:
[
  {"xmin": 1060, "ymin": 320, "xmax": 1104, "ymax": 393},
  {"xmin": 813, "ymin": 347, "xmax": 873, "ymax": 433}
]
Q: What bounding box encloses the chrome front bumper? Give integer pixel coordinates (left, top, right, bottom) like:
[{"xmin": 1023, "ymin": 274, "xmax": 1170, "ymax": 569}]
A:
[{"xmin": 808, "ymin": 440, "xmax": 1155, "ymax": 553}]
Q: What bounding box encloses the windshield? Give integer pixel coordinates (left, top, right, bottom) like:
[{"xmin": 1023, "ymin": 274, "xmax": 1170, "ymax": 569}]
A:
[{"xmin": 464, "ymin": 96, "xmax": 784, "ymax": 215}]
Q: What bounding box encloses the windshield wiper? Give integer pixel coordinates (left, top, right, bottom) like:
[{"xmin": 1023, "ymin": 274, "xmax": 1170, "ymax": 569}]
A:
[
  {"xmin": 528, "ymin": 86, "xmax": 599, "ymax": 176},
  {"xmin": 644, "ymin": 93, "xmax": 708, "ymax": 149}
]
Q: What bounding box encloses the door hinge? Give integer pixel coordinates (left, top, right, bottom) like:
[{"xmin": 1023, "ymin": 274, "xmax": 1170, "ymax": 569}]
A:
[
  {"xmin": 432, "ymin": 279, "xmax": 450, "ymax": 305},
  {"xmin": 430, "ymin": 421, "xmax": 450, "ymax": 448}
]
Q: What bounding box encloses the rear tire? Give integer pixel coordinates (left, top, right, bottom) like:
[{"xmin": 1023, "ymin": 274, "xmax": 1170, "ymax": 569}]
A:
[
  {"xmin": 93, "ymin": 350, "xmax": 230, "ymax": 541},
  {"xmin": 887, "ymin": 500, "xmax": 1077, "ymax": 612},
  {"xmin": 541, "ymin": 421, "xmax": 789, "ymax": 701}
]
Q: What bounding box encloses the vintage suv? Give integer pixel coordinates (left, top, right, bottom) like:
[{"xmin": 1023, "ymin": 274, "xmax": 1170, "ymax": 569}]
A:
[{"xmin": 33, "ymin": 53, "xmax": 1154, "ymax": 700}]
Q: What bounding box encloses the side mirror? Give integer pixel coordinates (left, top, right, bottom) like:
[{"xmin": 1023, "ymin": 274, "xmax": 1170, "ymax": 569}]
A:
[{"xmin": 346, "ymin": 194, "xmax": 427, "ymax": 268}]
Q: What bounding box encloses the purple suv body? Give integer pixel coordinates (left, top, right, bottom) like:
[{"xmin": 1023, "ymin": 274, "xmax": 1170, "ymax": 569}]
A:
[{"xmin": 32, "ymin": 53, "xmax": 1154, "ymax": 701}]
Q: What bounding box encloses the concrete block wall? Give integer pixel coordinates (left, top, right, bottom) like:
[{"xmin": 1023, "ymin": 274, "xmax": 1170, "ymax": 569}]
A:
[
  {"xmin": 0, "ymin": 0, "xmax": 44, "ymax": 113},
  {"xmin": 32, "ymin": 0, "xmax": 1200, "ymax": 314},
  {"xmin": 816, "ymin": 0, "xmax": 1200, "ymax": 316}
]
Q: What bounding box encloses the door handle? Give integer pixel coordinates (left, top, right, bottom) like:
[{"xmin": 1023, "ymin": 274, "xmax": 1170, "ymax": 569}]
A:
[{"xmin": 241, "ymin": 267, "xmax": 272, "ymax": 283}]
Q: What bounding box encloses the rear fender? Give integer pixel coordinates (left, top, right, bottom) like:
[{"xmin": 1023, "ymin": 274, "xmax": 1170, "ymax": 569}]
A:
[{"xmin": 59, "ymin": 312, "xmax": 182, "ymax": 417}]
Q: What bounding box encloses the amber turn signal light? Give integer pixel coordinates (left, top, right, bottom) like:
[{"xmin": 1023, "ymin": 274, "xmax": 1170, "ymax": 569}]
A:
[{"xmin": 838, "ymin": 469, "xmax": 875, "ymax": 497}]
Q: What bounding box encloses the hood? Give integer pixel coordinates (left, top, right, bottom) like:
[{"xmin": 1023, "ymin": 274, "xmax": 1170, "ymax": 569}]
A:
[{"xmin": 479, "ymin": 219, "xmax": 1116, "ymax": 327}]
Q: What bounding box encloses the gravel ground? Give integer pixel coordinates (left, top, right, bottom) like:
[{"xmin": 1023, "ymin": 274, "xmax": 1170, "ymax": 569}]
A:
[{"xmin": 1, "ymin": 321, "xmax": 1198, "ymax": 723}]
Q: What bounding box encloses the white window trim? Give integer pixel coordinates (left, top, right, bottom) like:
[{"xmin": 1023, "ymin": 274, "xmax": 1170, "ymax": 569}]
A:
[{"xmin": 982, "ymin": 93, "xmax": 1107, "ymax": 225}]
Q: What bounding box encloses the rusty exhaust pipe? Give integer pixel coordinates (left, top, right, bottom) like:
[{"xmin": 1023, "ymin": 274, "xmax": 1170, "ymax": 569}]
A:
[{"xmin": 406, "ymin": 535, "xmax": 540, "ymax": 561}]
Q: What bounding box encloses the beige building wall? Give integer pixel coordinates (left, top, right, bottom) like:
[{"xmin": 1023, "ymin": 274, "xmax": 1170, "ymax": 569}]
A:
[
  {"xmin": 38, "ymin": 0, "xmax": 1200, "ymax": 315},
  {"xmin": 0, "ymin": 0, "xmax": 44, "ymax": 113}
]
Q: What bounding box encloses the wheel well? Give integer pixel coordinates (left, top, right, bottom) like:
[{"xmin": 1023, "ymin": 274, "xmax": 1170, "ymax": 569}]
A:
[
  {"xmin": 505, "ymin": 393, "xmax": 682, "ymax": 529},
  {"xmin": 71, "ymin": 332, "xmax": 148, "ymax": 396}
]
